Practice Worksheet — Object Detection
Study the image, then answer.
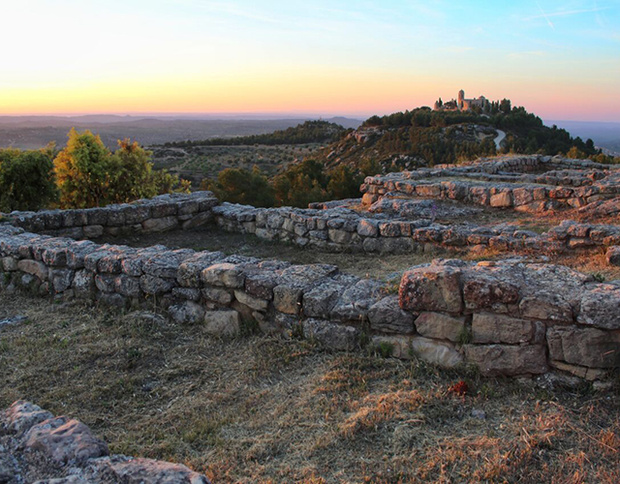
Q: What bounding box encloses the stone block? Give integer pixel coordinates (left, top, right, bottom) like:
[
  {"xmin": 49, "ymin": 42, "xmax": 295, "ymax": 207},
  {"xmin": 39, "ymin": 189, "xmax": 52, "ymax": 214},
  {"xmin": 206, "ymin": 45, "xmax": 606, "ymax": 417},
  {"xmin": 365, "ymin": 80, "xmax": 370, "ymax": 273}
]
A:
[
  {"xmin": 414, "ymin": 312, "xmax": 465, "ymax": 342},
  {"xmin": 547, "ymin": 325, "xmax": 620, "ymax": 368},
  {"xmin": 578, "ymin": 285, "xmax": 620, "ymax": 330},
  {"xmin": 606, "ymin": 246, "xmax": 620, "ymax": 266},
  {"xmin": 464, "ymin": 344, "xmax": 548, "ymax": 376},
  {"xmin": 273, "ymin": 284, "xmax": 303, "ymax": 315},
  {"xmin": 204, "ymin": 310, "xmax": 240, "ymax": 336},
  {"xmin": 472, "ymin": 313, "xmax": 544, "ymax": 344},
  {"xmin": 519, "ymin": 294, "xmax": 573, "ymax": 322},
  {"xmin": 370, "ymin": 335, "xmax": 413, "ymax": 359},
  {"xmin": 201, "ymin": 263, "xmax": 245, "ymax": 288},
  {"xmin": 463, "ymin": 275, "xmax": 520, "ymax": 310},
  {"xmin": 410, "ymin": 337, "xmax": 463, "ymax": 368},
  {"xmin": 50, "ymin": 269, "xmax": 74, "ymax": 293},
  {"xmin": 489, "ymin": 191, "xmax": 513, "ymax": 208},
  {"xmin": 399, "ymin": 265, "xmax": 462, "ymax": 313},
  {"xmin": 234, "ymin": 290, "xmax": 269, "ymax": 311},
  {"xmin": 168, "ymin": 301, "xmax": 205, "ymax": 324},
  {"xmin": 23, "ymin": 416, "xmax": 109, "ymax": 464},
  {"xmin": 368, "ymin": 296, "xmax": 415, "ymax": 334},
  {"xmin": 202, "ymin": 286, "xmax": 233, "ymax": 305},
  {"xmin": 302, "ymin": 318, "xmax": 360, "ymax": 351},
  {"xmin": 142, "ymin": 216, "xmax": 179, "ymax": 233},
  {"xmin": 114, "ymin": 275, "xmax": 142, "ymax": 297},
  {"xmin": 140, "ymin": 275, "xmax": 175, "ymax": 295},
  {"xmin": 357, "ymin": 219, "xmax": 379, "ymax": 237},
  {"xmin": 17, "ymin": 259, "xmax": 48, "ymax": 281}
]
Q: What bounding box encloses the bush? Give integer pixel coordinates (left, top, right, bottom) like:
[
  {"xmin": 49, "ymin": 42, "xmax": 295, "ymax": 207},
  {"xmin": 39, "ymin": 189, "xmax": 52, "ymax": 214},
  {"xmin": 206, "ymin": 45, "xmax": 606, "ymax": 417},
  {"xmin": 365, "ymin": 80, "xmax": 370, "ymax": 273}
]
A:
[
  {"xmin": 0, "ymin": 146, "xmax": 57, "ymax": 212},
  {"xmin": 206, "ymin": 167, "xmax": 275, "ymax": 207},
  {"xmin": 54, "ymin": 129, "xmax": 190, "ymax": 208}
]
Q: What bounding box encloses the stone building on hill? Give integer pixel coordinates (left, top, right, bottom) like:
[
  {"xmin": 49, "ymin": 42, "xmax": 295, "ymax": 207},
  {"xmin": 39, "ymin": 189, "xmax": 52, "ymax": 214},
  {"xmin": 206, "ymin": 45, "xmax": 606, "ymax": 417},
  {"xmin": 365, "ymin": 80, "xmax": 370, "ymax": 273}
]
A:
[{"xmin": 434, "ymin": 89, "xmax": 490, "ymax": 112}]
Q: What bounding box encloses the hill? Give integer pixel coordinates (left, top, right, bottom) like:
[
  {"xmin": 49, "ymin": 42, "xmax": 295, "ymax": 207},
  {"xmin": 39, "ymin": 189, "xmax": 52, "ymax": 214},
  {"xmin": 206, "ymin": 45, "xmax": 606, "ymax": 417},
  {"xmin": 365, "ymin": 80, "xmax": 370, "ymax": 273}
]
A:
[
  {"xmin": 313, "ymin": 107, "xmax": 603, "ymax": 172},
  {"xmin": 546, "ymin": 120, "xmax": 620, "ymax": 155},
  {"xmin": 161, "ymin": 120, "xmax": 348, "ymax": 147}
]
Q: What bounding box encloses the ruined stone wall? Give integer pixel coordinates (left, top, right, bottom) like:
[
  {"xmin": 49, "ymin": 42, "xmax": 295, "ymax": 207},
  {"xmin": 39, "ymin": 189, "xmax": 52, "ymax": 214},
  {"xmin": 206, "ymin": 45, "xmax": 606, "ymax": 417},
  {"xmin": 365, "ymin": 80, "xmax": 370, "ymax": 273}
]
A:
[
  {"xmin": 1, "ymin": 222, "xmax": 618, "ymax": 381},
  {"xmin": 4, "ymin": 191, "xmax": 219, "ymax": 239},
  {"xmin": 362, "ymin": 155, "xmax": 620, "ymax": 213},
  {"xmin": 213, "ymin": 203, "xmax": 620, "ymax": 257}
]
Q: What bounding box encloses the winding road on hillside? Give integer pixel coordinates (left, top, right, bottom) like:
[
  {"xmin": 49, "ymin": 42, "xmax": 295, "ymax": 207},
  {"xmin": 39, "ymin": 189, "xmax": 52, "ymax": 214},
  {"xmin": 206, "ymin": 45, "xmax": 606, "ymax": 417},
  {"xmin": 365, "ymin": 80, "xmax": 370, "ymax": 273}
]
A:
[{"xmin": 494, "ymin": 129, "xmax": 506, "ymax": 149}]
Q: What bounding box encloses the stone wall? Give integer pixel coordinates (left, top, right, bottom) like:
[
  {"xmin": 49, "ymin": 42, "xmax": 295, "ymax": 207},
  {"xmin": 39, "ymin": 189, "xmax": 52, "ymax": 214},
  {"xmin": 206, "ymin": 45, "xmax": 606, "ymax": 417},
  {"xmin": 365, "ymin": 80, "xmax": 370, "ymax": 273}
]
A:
[
  {"xmin": 1, "ymin": 222, "xmax": 618, "ymax": 381},
  {"xmin": 3, "ymin": 191, "xmax": 219, "ymax": 239},
  {"xmin": 214, "ymin": 202, "xmax": 620, "ymax": 257},
  {"xmin": 361, "ymin": 155, "xmax": 620, "ymax": 213}
]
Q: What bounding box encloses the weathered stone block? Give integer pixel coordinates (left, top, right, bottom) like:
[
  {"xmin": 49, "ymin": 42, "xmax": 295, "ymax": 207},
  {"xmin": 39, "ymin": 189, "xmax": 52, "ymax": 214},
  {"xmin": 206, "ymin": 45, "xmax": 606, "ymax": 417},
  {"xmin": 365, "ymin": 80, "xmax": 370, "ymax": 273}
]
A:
[
  {"xmin": 368, "ymin": 296, "xmax": 415, "ymax": 334},
  {"xmin": 234, "ymin": 290, "xmax": 269, "ymax": 311},
  {"xmin": 23, "ymin": 416, "xmax": 109, "ymax": 464},
  {"xmin": 83, "ymin": 225, "xmax": 104, "ymax": 238},
  {"xmin": 169, "ymin": 301, "xmax": 205, "ymax": 324},
  {"xmin": 17, "ymin": 259, "xmax": 48, "ymax": 281},
  {"xmin": 201, "ymin": 263, "xmax": 245, "ymax": 288},
  {"xmin": 371, "ymin": 335, "xmax": 413, "ymax": 359},
  {"xmin": 273, "ymin": 285, "xmax": 303, "ymax": 315},
  {"xmin": 399, "ymin": 265, "xmax": 462, "ymax": 313},
  {"xmin": 72, "ymin": 270, "xmax": 95, "ymax": 298},
  {"xmin": 202, "ymin": 286, "xmax": 233, "ymax": 305},
  {"xmin": 140, "ymin": 275, "xmax": 175, "ymax": 295},
  {"xmin": 606, "ymin": 246, "xmax": 620, "ymax": 266},
  {"xmin": 50, "ymin": 269, "xmax": 74, "ymax": 293},
  {"xmin": 547, "ymin": 325, "xmax": 620, "ymax": 368},
  {"xmin": 578, "ymin": 285, "xmax": 620, "ymax": 330},
  {"xmin": 302, "ymin": 318, "xmax": 360, "ymax": 351},
  {"xmin": 464, "ymin": 344, "xmax": 548, "ymax": 376},
  {"xmin": 414, "ymin": 312, "xmax": 465, "ymax": 342},
  {"xmin": 142, "ymin": 217, "xmax": 179, "ymax": 233},
  {"xmin": 114, "ymin": 275, "xmax": 142, "ymax": 297},
  {"xmin": 204, "ymin": 310, "xmax": 240, "ymax": 336},
  {"xmin": 472, "ymin": 313, "xmax": 544, "ymax": 344},
  {"xmin": 410, "ymin": 337, "xmax": 463, "ymax": 368},
  {"xmin": 489, "ymin": 191, "xmax": 513, "ymax": 208},
  {"xmin": 519, "ymin": 294, "xmax": 573, "ymax": 322},
  {"xmin": 463, "ymin": 275, "xmax": 519, "ymax": 310}
]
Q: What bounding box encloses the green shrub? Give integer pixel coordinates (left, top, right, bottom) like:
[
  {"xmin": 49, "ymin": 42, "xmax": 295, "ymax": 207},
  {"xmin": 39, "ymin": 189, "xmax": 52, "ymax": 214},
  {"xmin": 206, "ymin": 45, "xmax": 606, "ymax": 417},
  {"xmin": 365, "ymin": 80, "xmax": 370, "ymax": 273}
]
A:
[{"xmin": 0, "ymin": 145, "xmax": 57, "ymax": 212}]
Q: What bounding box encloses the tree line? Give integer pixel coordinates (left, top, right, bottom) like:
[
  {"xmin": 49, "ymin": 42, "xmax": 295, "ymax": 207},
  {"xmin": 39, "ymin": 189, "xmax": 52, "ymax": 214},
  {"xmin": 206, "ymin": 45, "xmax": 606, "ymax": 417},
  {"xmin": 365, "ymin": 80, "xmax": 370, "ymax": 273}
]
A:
[
  {"xmin": 162, "ymin": 120, "xmax": 347, "ymax": 148},
  {"xmin": 0, "ymin": 129, "xmax": 188, "ymax": 213}
]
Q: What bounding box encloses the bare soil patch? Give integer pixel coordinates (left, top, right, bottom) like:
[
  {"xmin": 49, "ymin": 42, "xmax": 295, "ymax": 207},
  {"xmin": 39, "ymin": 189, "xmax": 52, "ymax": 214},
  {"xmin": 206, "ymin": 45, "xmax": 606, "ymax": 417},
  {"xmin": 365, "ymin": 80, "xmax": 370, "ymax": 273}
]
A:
[{"xmin": 1, "ymin": 291, "xmax": 619, "ymax": 483}]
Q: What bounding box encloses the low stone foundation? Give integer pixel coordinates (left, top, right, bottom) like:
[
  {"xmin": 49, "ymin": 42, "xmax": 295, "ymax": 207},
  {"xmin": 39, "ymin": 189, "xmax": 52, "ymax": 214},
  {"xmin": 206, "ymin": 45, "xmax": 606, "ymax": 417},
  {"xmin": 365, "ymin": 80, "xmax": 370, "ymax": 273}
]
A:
[
  {"xmin": 5, "ymin": 191, "xmax": 219, "ymax": 239},
  {"xmin": 1, "ymin": 220, "xmax": 618, "ymax": 381},
  {"xmin": 361, "ymin": 154, "xmax": 620, "ymax": 213},
  {"xmin": 214, "ymin": 202, "xmax": 620, "ymax": 256}
]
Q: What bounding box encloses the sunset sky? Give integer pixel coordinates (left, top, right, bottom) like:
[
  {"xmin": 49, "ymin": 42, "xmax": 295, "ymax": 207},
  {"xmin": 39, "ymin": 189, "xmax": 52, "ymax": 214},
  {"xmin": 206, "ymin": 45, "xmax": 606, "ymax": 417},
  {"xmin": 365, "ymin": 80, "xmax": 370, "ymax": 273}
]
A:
[{"xmin": 1, "ymin": 0, "xmax": 619, "ymax": 121}]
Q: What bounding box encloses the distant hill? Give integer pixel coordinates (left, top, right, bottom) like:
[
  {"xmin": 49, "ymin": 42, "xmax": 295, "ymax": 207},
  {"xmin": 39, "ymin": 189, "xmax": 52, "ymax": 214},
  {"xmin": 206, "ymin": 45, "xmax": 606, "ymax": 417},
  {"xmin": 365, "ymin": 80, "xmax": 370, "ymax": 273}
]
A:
[
  {"xmin": 312, "ymin": 107, "xmax": 603, "ymax": 172},
  {"xmin": 545, "ymin": 120, "xmax": 620, "ymax": 155},
  {"xmin": 161, "ymin": 120, "xmax": 348, "ymax": 147},
  {"xmin": 0, "ymin": 115, "xmax": 363, "ymax": 150}
]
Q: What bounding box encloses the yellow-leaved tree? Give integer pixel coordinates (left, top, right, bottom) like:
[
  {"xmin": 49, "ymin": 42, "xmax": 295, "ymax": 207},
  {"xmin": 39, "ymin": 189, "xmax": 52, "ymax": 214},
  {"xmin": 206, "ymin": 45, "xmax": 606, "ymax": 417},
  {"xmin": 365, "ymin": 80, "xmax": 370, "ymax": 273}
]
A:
[{"xmin": 54, "ymin": 129, "xmax": 190, "ymax": 208}]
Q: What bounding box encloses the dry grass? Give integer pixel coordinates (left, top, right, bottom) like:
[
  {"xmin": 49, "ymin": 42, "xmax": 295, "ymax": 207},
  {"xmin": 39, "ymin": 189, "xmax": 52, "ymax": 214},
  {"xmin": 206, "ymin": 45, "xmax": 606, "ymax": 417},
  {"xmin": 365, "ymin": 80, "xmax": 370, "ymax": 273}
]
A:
[{"xmin": 1, "ymin": 291, "xmax": 620, "ymax": 483}]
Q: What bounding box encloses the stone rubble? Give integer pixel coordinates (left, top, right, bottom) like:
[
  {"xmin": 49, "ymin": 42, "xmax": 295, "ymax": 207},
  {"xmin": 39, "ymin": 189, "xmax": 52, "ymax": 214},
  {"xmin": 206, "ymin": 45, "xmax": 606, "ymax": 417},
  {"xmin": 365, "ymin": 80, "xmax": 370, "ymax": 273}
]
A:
[{"xmin": 0, "ymin": 401, "xmax": 211, "ymax": 484}]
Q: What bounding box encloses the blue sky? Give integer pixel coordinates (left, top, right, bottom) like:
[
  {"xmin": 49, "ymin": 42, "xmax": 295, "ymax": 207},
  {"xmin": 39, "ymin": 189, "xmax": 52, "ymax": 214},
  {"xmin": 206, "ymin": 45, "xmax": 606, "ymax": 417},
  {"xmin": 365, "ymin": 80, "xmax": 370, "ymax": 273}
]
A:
[{"xmin": 1, "ymin": 0, "xmax": 618, "ymax": 120}]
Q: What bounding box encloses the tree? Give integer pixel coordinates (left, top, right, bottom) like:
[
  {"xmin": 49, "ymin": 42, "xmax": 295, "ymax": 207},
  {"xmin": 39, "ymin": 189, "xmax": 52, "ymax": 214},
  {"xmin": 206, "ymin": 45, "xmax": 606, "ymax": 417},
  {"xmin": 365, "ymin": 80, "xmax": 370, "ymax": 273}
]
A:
[
  {"xmin": 327, "ymin": 165, "xmax": 364, "ymax": 200},
  {"xmin": 0, "ymin": 146, "xmax": 57, "ymax": 212},
  {"xmin": 54, "ymin": 130, "xmax": 190, "ymax": 208},
  {"xmin": 108, "ymin": 139, "xmax": 158, "ymax": 202},
  {"xmin": 208, "ymin": 166, "xmax": 275, "ymax": 207},
  {"xmin": 54, "ymin": 128, "xmax": 113, "ymax": 208}
]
